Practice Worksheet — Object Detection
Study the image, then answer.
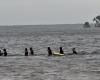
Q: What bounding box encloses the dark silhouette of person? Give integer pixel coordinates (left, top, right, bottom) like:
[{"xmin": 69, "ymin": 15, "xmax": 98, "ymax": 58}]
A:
[
  {"xmin": 3, "ymin": 48, "xmax": 7, "ymax": 56},
  {"xmin": 72, "ymin": 48, "xmax": 78, "ymax": 54},
  {"xmin": 60, "ymin": 47, "xmax": 64, "ymax": 54},
  {"xmin": 47, "ymin": 47, "xmax": 52, "ymax": 56},
  {"xmin": 25, "ymin": 48, "xmax": 28, "ymax": 56},
  {"xmin": 0, "ymin": 50, "xmax": 3, "ymax": 56},
  {"xmin": 30, "ymin": 47, "xmax": 34, "ymax": 55}
]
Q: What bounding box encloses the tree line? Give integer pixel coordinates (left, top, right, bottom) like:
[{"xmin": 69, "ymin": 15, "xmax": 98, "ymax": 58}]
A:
[{"xmin": 83, "ymin": 15, "xmax": 100, "ymax": 28}]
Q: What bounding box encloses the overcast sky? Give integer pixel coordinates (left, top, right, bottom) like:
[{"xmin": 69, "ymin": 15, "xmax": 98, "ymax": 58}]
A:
[{"xmin": 0, "ymin": 0, "xmax": 99, "ymax": 25}]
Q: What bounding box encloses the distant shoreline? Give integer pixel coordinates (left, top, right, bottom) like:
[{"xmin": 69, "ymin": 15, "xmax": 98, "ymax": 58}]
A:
[{"xmin": 0, "ymin": 23, "xmax": 94, "ymax": 27}]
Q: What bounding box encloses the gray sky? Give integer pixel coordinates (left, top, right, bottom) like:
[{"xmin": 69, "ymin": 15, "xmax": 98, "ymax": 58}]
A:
[{"xmin": 0, "ymin": 0, "xmax": 100, "ymax": 25}]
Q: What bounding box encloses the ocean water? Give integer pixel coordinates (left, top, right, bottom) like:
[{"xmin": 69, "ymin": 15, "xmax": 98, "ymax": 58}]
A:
[
  {"xmin": 0, "ymin": 24, "xmax": 100, "ymax": 80},
  {"xmin": 0, "ymin": 24, "xmax": 100, "ymax": 55}
]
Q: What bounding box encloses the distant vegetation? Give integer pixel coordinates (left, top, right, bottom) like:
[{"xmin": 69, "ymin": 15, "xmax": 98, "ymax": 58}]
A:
[
  {"xmin": 93, "ymin": 16, "xmax": 100, "ymax": 27},
  {"xmin": 83, "ymin": 15, "xmax": 100, "ymax": 28},
  {"xmin": 83, "ymin": 22, "xmax": 91, "ymax": 28}
]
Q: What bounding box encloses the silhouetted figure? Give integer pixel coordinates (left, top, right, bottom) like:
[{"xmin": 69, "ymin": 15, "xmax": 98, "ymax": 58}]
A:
[
  {"xmin": 72, "ymin": 48, "xmax": 78, "ymax": 54},
  {"xmin": 30, "ymin": 47, "xmax": 34, "ymax": 55},
  {"xmin": 47, "ymin": 47, "xmax": 52, "ymax": 56},
  {"xmin": 25, "ymin": 48, "xmax": 28, "ymax": 56},
  {"xmin": 60, "ymin": 47, "xmax": 64, "ymax": 54},
  {"xmin": 0, "ymin": 50, "xmax": 3, "ymax": 56},
  {"xmin": 3, "ymin": 48, "xmax": 7, "ymax": 56}
]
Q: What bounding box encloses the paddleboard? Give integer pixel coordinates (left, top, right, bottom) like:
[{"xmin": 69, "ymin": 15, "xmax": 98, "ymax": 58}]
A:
[{"xmin": 53, "ymin": 51, "xmax": 64, "ymax": 56}]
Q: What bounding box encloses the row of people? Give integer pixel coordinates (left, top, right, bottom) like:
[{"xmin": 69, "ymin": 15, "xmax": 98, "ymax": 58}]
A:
[
  {"xmin": 24, "ymin": 47, "xmax": 78, "ymax": 56},
  {"xmin": 47, "ymin": 47, "xmax": 77, "ymax": 56},
  {"xmin": 24, "ymin": 47, "xmax": 65, "ymax": 56},
  {"xmin": 0, "ymin": 47, "xmax": 77, "ymax": 56}
]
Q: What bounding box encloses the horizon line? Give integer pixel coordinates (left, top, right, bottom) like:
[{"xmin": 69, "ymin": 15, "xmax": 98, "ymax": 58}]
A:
[{"xmin": 0, "ymin": 23, "xmax": 94, "ymax": 26}]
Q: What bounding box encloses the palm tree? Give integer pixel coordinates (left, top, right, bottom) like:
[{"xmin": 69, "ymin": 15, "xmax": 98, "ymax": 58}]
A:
[{"xmin": 93, "ymin": 16, "xmax": 100, "ymax": 27}]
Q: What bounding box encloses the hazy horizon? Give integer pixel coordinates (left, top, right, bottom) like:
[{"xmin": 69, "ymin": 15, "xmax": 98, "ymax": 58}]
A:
[{"xmin": 0, "ymin": 0, "xmax": 99, "ymax": 25}]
